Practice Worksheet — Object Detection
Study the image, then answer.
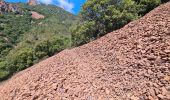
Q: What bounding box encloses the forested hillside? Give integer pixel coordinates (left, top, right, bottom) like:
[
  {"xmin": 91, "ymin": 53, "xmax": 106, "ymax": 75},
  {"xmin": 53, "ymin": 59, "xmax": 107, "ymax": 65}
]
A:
[
  {"xmin": 0, "ymin": 2, "xmax": 76, "ymax": 80},
  {"xmin": 70, "ymin": 0, "xmax": 168, "ymax": 46}
]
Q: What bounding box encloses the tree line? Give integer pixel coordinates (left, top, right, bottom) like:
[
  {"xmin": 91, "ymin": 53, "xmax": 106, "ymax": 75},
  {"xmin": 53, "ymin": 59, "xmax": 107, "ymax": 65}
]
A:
[{"xmin": 70, "ymin": 0, "xmax": 167, "ymax": 46}]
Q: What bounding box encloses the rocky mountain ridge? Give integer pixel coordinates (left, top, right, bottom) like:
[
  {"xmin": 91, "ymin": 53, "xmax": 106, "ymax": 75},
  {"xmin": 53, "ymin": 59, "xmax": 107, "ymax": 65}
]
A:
[
  {"xmin": 28, "ymin": 0, "xmax": 37, "ymax": 6},
  {"xmin": 0, "ymin": 1, "xmax": 21, "ymax": 14}
]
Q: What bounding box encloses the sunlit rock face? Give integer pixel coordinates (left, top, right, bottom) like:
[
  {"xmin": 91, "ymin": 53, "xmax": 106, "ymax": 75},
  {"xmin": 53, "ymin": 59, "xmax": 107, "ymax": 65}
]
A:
[
  {"xmin": 28, "ymin": 0, "xmax": 37, "ymax": 6},
  {"xmin": 0, "ymin": 1, "xmax": 21, "ymax": 14},
  {"xmin": 30, "ymin": 11, "xmax": 45, "ymax": 19}
]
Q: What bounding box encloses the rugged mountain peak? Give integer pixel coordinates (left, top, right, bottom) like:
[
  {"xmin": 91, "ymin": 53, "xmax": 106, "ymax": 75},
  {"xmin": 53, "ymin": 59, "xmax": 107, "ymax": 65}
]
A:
[
  {"xmin": 28, "ymin": 0, "xmax": 37, "ymax": 6},
  {"xmin": 0, "ymin": 1, "xmax": 21, "ymax": 14}
]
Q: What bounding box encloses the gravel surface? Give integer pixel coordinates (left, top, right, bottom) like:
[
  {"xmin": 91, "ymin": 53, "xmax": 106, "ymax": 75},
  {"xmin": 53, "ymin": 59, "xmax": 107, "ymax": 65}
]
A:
[{"xmin": 0, "ymin": 2, "xmax": 170, "ymax": 100}]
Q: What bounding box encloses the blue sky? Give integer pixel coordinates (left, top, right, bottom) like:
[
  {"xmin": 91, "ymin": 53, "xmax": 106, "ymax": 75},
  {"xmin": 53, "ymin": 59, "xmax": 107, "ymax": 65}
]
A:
[{"xmin": 5, "ymin": 0, "xmax": 86, "ymax": 14}]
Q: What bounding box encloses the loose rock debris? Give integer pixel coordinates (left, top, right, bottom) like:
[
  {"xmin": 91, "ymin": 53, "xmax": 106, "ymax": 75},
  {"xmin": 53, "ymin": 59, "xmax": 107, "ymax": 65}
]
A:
[{"xmin": 0, "ymin": 2, "xmax": 170, "ymax": 100}]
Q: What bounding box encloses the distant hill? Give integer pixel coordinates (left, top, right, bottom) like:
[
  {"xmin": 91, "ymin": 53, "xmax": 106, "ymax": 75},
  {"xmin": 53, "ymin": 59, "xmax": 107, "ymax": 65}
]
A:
[{"xmin": 0, "ymin": 1, "xmax": 77, "ymax": 80}]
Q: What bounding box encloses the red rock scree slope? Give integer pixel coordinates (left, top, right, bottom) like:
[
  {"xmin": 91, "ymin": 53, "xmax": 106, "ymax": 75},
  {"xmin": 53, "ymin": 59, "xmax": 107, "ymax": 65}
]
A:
[{"xmin": 0, "ymin": 2, "xmax": 170, "ymax": 100}]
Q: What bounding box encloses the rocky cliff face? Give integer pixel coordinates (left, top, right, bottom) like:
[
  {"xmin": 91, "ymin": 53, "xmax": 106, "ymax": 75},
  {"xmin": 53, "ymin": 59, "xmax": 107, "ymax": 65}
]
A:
[
  {"xmin": 28, "ymin": 0, "xmax": 37, "ymax": 6},
  {"xmin": 0, "ymin": 1, "xmax": 21, "ymax": 14},
  {"xmin": 31, "ymin": 11, "xmax": 45, "ymax": 19}
]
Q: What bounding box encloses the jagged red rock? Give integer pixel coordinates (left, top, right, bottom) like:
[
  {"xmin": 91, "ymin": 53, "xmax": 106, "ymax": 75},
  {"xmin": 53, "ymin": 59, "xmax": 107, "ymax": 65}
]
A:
[
  {"xmin": 28, "ymin": 0, "xmax": 37, "ymax": 6},
  {"xmin": 31, "ymin": 11, "xmax": 45, "ymax": 19}
]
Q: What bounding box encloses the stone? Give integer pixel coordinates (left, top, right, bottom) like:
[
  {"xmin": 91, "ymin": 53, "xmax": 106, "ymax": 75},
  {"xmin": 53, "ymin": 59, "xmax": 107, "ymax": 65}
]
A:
[
  {"xmin": 165, "ymin": 95, "xmax": 170, "ymax": 99},
  {"xmin": 164, "ymin": 50, "xmax": 170, "ymax": 53},
  {"xmin": 161, "ymin": 87, "xmax": 168, "ymax": 96},
  {"xmin": 139, "ymin": 95, "xmax": 146, "ymax": 100},
  {"xmin": 137, "ymin": 45, "xmax": 142, "ymax": 49},
  {"xmin": 109, "ymin": 98, "xmax": 114, "ymax": 100},
  {"xmin": 154, "ymin": 88, "xmax": 161, "ymax": 95},
  {"xmin": 148, "ymin": 96, "xmax": 155, "ymax": 100},
  {"xmin": 157, "ymin": 72, "xmax": 165, "ymax": 79},
  {"xmin": 22, "ymin": 92, "xmax": 31, "ymax": 97},
  {"xmin": 32, "ymin": 95, "xmax": 39, "ymax": 100},
  {"xmin": 98, "ymin": 96, "xmax": 104, "ymax": 100},
  {"xmin": 126, "ymin": 93, "xmax": 132, "ymax": 98},
  {"xmin": 157, "ymin": 94, "xmax": 166, "ymax": 99},
  {"xmin": 152, "ymin": 83, "xmax": 159, "ymax": 88},
  {"xmin": 31, "ymin": 11, "xmax": 45, "ymax": 19},
  {"xmin": 166, "ymin": 86, "xmax": 170, "ymax": 91},
  {"xmin": 105, "ymin": 88, "xmax": 110, "ymax": 94},
  {"xmin": 147, "ymin": 55, "xmax": 156, "ymax": 61},
  {"xmin": 149, "ymin": 89, "xmax": 157, "ymax": 98},
  {"xmin": 147, "ymin": 69, "xmax": 153, "ymax": 74},
  {"xmin": 130, "ymin": 95, "xmax": 139, "ymax": 100},
  {"xmin": 164, "ymin": 76, "xmax": 170, "ymax": 81},
  {"xmin": 52, "ymin": 83, "xmax": 58, "ymax": 90},
  {"xmin": 141, "ymin": 49, "xmax": 146, "ymax": 54},
  {"xmin": 150, "ymin": 36, "xmax": 157, "ymax": 41}
]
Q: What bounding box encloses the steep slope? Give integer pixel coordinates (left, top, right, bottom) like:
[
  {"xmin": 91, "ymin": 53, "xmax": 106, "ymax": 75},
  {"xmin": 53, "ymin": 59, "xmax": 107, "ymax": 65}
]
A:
[{"xmin": 0, "ymin": 2, "xmax": 170, "ymax": 100}]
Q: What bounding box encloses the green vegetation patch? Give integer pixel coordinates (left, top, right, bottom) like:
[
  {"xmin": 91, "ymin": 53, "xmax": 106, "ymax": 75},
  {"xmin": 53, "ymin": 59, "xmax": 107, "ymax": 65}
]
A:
[
  {"xmin": 70, "ymin": 0, "xmax": 164, "ymax": 46},
  {"xmin": 0, "ymin": 3, "xmax": 76, "ymax": 80}
]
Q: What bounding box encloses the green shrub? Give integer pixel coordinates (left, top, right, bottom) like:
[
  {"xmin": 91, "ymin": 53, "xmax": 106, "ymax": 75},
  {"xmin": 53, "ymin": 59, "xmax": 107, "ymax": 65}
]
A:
[
  {"xmin": 161, "ymin": 0, "xmax": 169, "ymax": 3},
  {"xmin": 48, "ymin": 36, "xmax": 70, "ymax": 55},
  {"xmin": 0, "ymin": 70, "xmax": 9, "ymax": 81},
  {"xmin": 71, "ymin": 21, "xmax": 96, "ymax": 45},
  {"xmin": 0, "ymin": 61, "xmax": 9, "ymax": 81},
  {"xmin": 71, "ymin": 0, "xmax": 162, "ymax": 46},
  {"xmin": 0, "ymin": 35, "xmax": 71, "ymax": 79},
  {"xmin": 137, "ymin": 0, "xmax": 161, "ymax": 15},
  {"xmin": 7, "ymin": 47, "xmax": 35, "ymax": 72}
]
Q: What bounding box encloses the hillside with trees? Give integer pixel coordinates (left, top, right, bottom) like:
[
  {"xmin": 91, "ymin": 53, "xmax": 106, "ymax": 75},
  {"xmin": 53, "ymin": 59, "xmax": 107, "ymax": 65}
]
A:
[
  {"xmin": 70, "ymin": 0, "xmax": 168, "ymax": 46},
  {"xmin": 0, "ymin": 1, "xmax": 76, "ymax": 80}
]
